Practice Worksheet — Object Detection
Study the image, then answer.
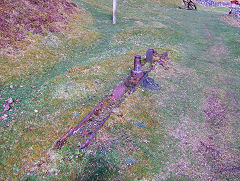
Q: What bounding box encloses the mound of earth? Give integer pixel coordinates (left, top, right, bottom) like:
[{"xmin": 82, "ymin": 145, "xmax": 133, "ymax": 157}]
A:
[{"xmin": 0, "ymin": 0, "xmax": 78, "ymax": 48}]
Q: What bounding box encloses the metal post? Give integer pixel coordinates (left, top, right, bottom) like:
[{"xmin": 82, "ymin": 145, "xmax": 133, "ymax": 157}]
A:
[
  {"xmin": 131, "ymin": 55, "xmax": 143, "ymax": 79},
  {"xmin": 146, "ymin": 49, "xmax": 154, "ymax": 62},
  {"xmin": 113, "ymin": 0, "xmax": 117, "ymax": 24}
]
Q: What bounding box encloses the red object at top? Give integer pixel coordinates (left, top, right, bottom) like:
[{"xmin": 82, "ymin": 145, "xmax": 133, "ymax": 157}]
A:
[{"xmin": 231, "ymin": 0, "xmax": 239, "ymax": 4}]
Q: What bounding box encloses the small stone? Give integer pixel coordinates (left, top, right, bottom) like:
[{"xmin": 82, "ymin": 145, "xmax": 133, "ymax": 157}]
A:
[
  {"xmin": 5, "ymin": 123, "xmax": 10, "ymax": 127},
  {"xmin": 3, "ymin": 104, "xmax": 10, "ymax": 111},
  {"xmin": 0, "ymin": 94, "xmax": 1, "ymax": 97},
  {"xmin": 1, "ymin": 114, "xmax": 9, "ymax": 120},
  {"xmin": 20, "ymin": 85, "xmax": 23, "ymax": 88},
  {"xmin": 31, "ymin": 85, "xmax": 37, "ymax": 89},
  {"xmin": 9, "ymin": 85, "xmax": 13, "ymax": 89},
  {"xmin": 143, "ymin": 140, "xmax": 149, "ymax": 143},
  {"xmin": 125, "ymin": 157, "xmax": 137, "ymax": 165},
  {"xmin": 16, "ymin": 99, "xmax": 20, "ymax": 102},
  {"xmin": 74, "ymin": 112, "xmax": 80, "ymax": 117},
  {"xmin": 7, "ymin": 98, "xmax": 13, "ymax": 104},
  {"xmin": 123, "ymin": 0, "xmax": 128, "ymax": 3},
  {"xmin": 32, "ymin": 98, "xmax": 35, "ymax": 100},
  {"xmin": 34, "ymin": 110, "xmax": 38, "ymax": 113},
  {"xmin": 134, "ymin": 121, "xmax": 146, "ymax": 128}
]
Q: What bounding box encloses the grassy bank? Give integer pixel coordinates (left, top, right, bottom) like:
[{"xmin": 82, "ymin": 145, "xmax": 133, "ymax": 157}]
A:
[{"xmin": 0, "ymin": 0, "xmax": 239, "ymax": 180}]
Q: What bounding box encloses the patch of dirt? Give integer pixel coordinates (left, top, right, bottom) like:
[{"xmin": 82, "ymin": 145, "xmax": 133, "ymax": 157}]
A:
[
  {"xmin": 204, "ymin": 92, "xmax": 228, "ymax": 127},
  {"xmin": 167, "ymin": 109, "xmax": 240, "ymax": 180},
  {"xmin": 219, "ymin": 16, "xmax": 240, "ymax": 28},
  {"xmin": 205, "ymin": 36, "xmax": 230, "ymax": 63},
  {"xmin": 0, "ymin": 0, "xmax": 78, "ymax": 48}
]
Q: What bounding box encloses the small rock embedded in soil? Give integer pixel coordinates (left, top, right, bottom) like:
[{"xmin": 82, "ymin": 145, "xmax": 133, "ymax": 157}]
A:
[
  {"xmin": 1, "ymin": 114, "xmax": 9, "ymax": 120},
  {"xmin": 74, "ymin": 112, "xmax": 80, "ymax": 117},
  {"xmin": 125, "ymin": 157, "xmax": 137, "ymax": 165},
  {"xmin": 9, "ymin": 85, "xmax": 13, "ymax": 89},
  {"xmin": 31, "ymin": 85, "xmax": 37, "ymax": 89},
  {"xmin": 3, "ymin": 104, "xmax": 10, "ymax": 111},
  {"xmin": 5, "ymin": 123, "xmax": 10, "ymax": 127},
  {"xmin": 7, "ymin": 98, "xmax": 13, "ymax": 104},
  {"xmin": 34, "ymin": 109, "xmax": 38, "ymax": 113},
  {"xmin": 134, "ymin": 121, "xmax": 147, "ymax": 128}
]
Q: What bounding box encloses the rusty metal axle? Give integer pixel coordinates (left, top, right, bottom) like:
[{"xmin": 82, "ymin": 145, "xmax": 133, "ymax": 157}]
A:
[{"xmin": 56, "ymin": 49, "xmax": 169, "ymax": 150}]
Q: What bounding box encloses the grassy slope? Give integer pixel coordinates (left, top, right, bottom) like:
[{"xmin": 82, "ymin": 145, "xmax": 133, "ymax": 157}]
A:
[{"xmin": 0, "ymin": 0, "xmax": 239, "ymax": 180}]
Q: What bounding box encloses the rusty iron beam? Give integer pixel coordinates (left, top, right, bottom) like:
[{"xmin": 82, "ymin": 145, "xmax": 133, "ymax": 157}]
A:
[
  {"xmin": 73, "ymin": 95, "xmax": 111, "ymax": 133},
  {"xmin": 56, "ymin": 95, "xmax": 111, "ymax": 149},
  {"xmin": 56, "ymin": 49, "xmax": 169, "ymax": 150},
  {"xmin": 79, "ymin": 111, "xmax": 113, "ymax": 149},
  {"xmin": 56, "ymin": 127, "xmax": 74, "ymax": 149}
]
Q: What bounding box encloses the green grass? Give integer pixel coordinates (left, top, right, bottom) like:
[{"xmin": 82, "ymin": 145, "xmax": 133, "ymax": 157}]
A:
[{"xmin": 0, "ymin": 0, "xmax": 239, "ymax": 180}]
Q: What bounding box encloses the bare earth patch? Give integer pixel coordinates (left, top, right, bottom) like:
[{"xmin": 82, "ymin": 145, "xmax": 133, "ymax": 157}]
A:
[{"xmin": 219, "ymin": 16, "xmax": 240, "ymax": 28}]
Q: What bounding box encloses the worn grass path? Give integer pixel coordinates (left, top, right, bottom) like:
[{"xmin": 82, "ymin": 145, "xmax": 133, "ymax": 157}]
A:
[{"xmin": 0, "ymin": 0, "xmax": 239, "ymax": 180}]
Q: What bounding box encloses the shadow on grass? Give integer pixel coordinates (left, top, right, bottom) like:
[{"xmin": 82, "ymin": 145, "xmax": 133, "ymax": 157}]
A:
[{"xmin": 75, "ymin": 150, "xmax": 120, "ymax": 180}]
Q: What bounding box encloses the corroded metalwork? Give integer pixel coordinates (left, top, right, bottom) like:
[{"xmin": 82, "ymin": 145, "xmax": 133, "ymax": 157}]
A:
[
  {"xmin": 131, "ymin": 55, "xmax": 143, "ymax": 80},
  {"xmin": 146, "ymin": 49, "xmax": 154, "ymax": 62},
  {"xmin": 56, "ymin": 49, "xmax": 169, "ymax": 150}
]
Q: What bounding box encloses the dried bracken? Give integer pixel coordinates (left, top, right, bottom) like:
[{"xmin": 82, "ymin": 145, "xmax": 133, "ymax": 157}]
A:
[{"xmin": 0, "ymin": 0, "xmax": 78, "ymax": 48}]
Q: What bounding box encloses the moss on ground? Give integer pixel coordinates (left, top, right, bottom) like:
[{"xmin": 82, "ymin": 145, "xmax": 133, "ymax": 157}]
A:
[{"xmin": 0, "ymin": 0, "xmax": 239, "ymax": 180}]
